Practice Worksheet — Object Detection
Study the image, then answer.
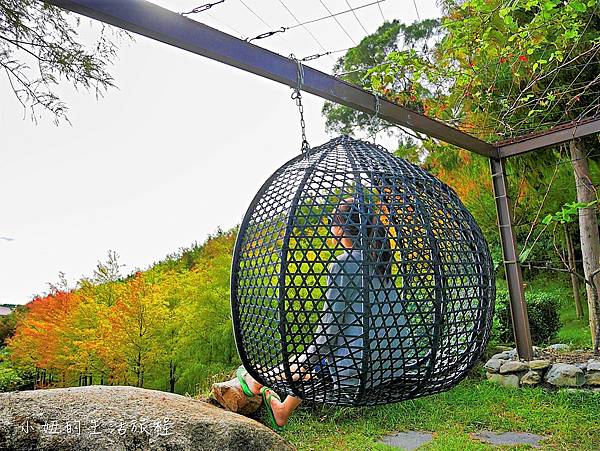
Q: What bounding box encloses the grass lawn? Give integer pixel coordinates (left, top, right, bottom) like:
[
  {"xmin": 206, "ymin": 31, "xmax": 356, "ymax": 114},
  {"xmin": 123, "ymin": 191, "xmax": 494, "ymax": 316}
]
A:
[
  {"xmin": 557, "ymin": 298, "xmax": 591, "ymax": 349},
  {"xmin": 279, "ymin": 277, "xmax": 599, "ymax": 449},
  {"xmin": 280, "ymin": 377, "xmax": 600, "ymax": 450},
  {"xmin": 527, "ymin": 276, "xmax": 591, "ymax": 349},
  {"xmin": 205, "ymin": 275, "xmax": 599, "ymax": 449}
]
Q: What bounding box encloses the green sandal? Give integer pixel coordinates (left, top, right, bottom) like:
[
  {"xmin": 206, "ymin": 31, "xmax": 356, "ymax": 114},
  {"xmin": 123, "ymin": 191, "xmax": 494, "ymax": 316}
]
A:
[
  {"xmin": 236, "ymin": 365, "xmax": 254, "ymax": 397},
  {"xmin": 260, "ymin": 386, "xmax": 285, "ymax": 432}
]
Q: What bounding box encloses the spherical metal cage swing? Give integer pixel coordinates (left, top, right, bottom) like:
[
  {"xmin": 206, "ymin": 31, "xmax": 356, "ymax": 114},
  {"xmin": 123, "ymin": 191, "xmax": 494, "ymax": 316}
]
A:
[{"xmin": 231, "ymin": 135, "xmax": 495, "ymax": 407}]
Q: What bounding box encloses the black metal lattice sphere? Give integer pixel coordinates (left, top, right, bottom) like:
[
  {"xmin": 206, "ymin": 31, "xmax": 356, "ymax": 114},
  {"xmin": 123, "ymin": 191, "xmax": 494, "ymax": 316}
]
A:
[{"xmin": 231, "ymin": 135, "xmax": 495, "ymax": 406}]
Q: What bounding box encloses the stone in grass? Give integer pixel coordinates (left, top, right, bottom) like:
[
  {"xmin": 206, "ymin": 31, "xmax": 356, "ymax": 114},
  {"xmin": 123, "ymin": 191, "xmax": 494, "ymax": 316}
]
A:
[
  {"xmin": 529, "ymin": 359, "xmax": 551, "ymax": 370},
  {"xmin": 587, "ymin": 360, "xmax": 600, "ymax": 372},
  {"xmin": 586, "ymin": 371, "xmax": 600, "ymax": 386},
  {"xmin": 379, "ymin": 431, "xmax": 434, "ymax": 450},
  {"xmin": 484, "ymin": 359, "xmax": 504, "ymax": 373},
  {"xmin": 471, "ymin": 431, "xmax": 547, "ymax": 448},
  {"xmin": 491, "ymin": 352, "xmax": 510, "ymax": 360},
  {"xmin": 547, "ymin": 343, "xmax": 570, "ymax": 352},
  {"xmin": 487, "ymin": 372, "xmax": 520, "ymax": 388},
  {"xmin": 544, "ymin": 363, "xmax": 585, "ymax": 387},
  {"xmin": 499, "ymin": 361, "xmax": 529, "ymax": 374},
  {"xmin": 520, "ymin": 371, "xmax": 542, "ymax": 386}
]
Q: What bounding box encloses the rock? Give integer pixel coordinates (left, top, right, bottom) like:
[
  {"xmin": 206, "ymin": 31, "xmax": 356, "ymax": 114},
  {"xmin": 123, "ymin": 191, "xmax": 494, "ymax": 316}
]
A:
[
  {"xmin": 471, "ymin": 431, "xmax": 546, "ymax": 448},
  {"xmin": 586, "ymin": 371, "xmax": 600, "ymax": 386},
  {"xmin": 544, "ymin": 364, "xmax": 585, "ymax": 387},
  {"xmin": 0, "ymin": 386, "xmax": 292, "ymax": 451},
  {"xmin": 491, "ymin": 352, "xmax": 510, "ymax": 360},
  {"xmin": 499, "ymin": 361, "xmax": 529, "ymax": 374},
  {"xmin": 507, "ymin": 348, "xmax": 518, "ymax": 359},
  {"xmin": 587, "ymin": 360, "xmax": 600, "ymax": 372},
  {"xmin": 575, "ymin": 363, "xmax": 588, "ymax": 371},
  {"xmin": 211, "ymin": 378, "xmax": 262, "ymax": 415},
  {"xmin": 520, "ymin": 371, "xmax": 541, "ymax": 386},
  {"xmin": 379, "ymin": 431, "xmax": 434, "ymax": 450},
  {"xmin": 528, "ymin": 360, "xmax": 551, "ymax": 370},
  {"xmin": 487, "ymin": 372, "xmax": 520, "ymax": 388},
  {"xmin": 484, "ymin": 359, "xmax": 504, "ymax": 373},
  {"xmin": 547, "ymin": 344, "xmax": 570, "ymax": 352}
]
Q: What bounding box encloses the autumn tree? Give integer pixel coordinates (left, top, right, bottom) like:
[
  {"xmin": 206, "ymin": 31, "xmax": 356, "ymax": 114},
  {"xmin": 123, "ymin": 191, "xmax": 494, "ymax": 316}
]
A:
[
  {"xmin": 6, "ymin": 290, "xmax": 81, "ymax": 384},
  {"xmin": 106, "ymin": 272, "xmax": 168, "ymax": 387}
]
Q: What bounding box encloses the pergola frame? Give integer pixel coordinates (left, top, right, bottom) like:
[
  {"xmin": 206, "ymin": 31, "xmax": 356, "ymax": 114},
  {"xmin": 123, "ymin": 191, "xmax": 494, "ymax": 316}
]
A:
[{"xmin": 44, "ymin": 0, "xmax": 600, "ymax": 360}]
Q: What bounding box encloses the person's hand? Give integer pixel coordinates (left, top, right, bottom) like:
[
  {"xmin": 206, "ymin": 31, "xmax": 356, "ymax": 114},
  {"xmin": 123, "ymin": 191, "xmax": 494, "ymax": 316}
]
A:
[
  {"xmin": 275, "ymin": 362, "xmax": 311, "ymax": 381},
  {"xmin": 257, "ymin": 355, "xmax": 315, "ymax": 381}
]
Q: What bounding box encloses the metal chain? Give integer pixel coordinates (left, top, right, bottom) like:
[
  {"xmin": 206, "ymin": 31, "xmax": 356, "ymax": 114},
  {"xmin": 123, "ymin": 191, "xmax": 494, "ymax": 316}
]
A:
[{"xmin": 290, "ymin": 54, "xmax": 310, "ymax": 153}]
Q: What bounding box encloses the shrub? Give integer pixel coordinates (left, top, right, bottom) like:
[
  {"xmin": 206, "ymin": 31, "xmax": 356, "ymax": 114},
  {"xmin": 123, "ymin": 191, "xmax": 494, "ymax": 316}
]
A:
[
  {"xmin": 0, "ymin": 348, "xmax": 34, "ymax": 392},
  {"xmin": 492, "ymin": 288, "xmax": 561, "ymax": 345},
  {"xmin": 0, "ymin": 365, "xmax": 23, "ymax": 392}
]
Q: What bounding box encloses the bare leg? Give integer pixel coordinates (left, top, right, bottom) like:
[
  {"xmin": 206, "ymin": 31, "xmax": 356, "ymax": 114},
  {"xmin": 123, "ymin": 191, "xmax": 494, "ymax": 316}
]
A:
[
  {"xmin": 244, "ymin": 372, "xmax": 301, "ymax": 426},
  {"xmin": 263, "ymin": 387, "xmax": 302, "ymax": 427}
]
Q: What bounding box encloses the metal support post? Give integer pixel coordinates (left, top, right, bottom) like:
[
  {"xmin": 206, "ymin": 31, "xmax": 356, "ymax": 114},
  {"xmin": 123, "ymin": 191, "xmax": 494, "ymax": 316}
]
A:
[{"xmin": 489, "ymin": 157, "xmax": 533, "ymax": 360}]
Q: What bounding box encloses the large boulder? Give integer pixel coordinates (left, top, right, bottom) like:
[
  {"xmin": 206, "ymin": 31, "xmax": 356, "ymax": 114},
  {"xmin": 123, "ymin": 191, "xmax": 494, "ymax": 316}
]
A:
[{"xmin": 0, "ymin": 385, "xmax": 293, "ymax": 451}]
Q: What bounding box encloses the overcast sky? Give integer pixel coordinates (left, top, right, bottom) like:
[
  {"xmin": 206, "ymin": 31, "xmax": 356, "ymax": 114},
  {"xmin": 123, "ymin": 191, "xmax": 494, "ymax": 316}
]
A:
[{"xmin": 0, "ymin": 0, "xmax": 441, "ymax": 305}]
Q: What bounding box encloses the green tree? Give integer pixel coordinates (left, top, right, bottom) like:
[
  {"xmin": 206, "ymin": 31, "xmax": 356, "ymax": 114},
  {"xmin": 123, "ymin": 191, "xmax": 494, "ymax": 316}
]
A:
[
  {"xmin": 323, "ymin": 18, "xmax": 441, "ymax": 142},
  {"xmin": 0, "ymin": 0, "xmax": 124, "ymax": 123},
  {"xmin": 323, "ymin": 4, "xmax": 600, "ymax": 350},
  {"xmin": 0, "ymin": 305, "xmax": 27, "ymax": 347}
]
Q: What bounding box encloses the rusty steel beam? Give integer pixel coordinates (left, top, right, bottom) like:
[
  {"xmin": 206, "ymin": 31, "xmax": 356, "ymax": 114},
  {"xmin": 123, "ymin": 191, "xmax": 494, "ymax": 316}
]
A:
[
  {"xmin": 489, "ymin": 157, "xmax": 533, "ymax": 360},
  {"xmin": 43, "ymin": 0, "xmax": 498, "ymax": 158},
  {"xmin": 497, "ymin": 116, "xmax": 600, "ymax": 158}
]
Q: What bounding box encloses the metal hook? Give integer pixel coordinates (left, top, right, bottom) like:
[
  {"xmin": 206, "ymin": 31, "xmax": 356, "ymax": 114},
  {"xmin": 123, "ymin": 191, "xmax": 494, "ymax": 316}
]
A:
[{"xmin": 291, "ymin": 53, "xmax": 305, "ymax": 92}]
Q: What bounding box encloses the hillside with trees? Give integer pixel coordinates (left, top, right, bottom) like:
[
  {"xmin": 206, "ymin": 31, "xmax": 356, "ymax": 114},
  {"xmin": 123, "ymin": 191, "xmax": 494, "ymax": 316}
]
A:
[{"xmin": 1, "ymin": 229, "xmax": 238, "ymax": 394}]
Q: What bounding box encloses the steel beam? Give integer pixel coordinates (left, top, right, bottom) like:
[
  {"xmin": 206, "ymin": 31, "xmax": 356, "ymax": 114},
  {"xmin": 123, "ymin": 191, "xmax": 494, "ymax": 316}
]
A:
[
  {"xmin": 497, "ymin": 116, "xmax": 600, "ymax": 158},
  {"xmin": 489, "ymin": 157, "xmax": 533, "ymax": 360},
  {"xmin": 43, "ymin": 0, "xmax": 497, "ymax": 158}
]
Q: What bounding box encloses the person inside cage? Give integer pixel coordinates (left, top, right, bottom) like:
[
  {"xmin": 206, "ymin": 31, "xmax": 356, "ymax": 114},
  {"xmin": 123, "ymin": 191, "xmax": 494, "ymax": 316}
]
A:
[{"xmin": 227, "ymin": 196, "xmax": 414, "ymax": 431}]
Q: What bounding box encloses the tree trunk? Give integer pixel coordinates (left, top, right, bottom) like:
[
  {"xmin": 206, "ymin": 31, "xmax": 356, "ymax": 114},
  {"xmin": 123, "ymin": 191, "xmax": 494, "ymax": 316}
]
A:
[
  {"xmin": 564, "ymin": 222, "xmax": 584, "ymax": 318},
  {"xmin": 136, "ymin": 349, "xmax": 142, "ymax": 387},
  {"xmin": 169, "ymin": 359, "xmax": 177, "ymax": 393},
  {"xmin": 569, "ymin": 139, "xmax": 600, "ymax": 351}
]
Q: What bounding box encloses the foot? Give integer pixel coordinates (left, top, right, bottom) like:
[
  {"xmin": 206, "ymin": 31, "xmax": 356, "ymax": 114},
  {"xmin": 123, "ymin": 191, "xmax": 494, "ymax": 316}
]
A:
[{"xmin": 262, "ymin": 387, "xmax": 289, "ymax": 427}]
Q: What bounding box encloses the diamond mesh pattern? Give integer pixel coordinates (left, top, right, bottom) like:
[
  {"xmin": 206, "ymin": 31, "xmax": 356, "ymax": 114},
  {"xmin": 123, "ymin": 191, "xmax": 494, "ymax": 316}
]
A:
[{"xmin": 231, "ymin": 135, "xmax": 495, "ymax": 406}]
